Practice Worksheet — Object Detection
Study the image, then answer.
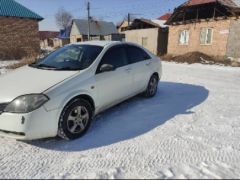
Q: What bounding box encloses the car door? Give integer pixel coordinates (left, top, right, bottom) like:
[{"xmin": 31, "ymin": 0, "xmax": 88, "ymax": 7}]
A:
[
  {"xmin": 95, "ymin": 45, "xmax": 133, "ymax": 111},
  {"xmin": 126, "ymin": 45, "xmax": 152, "ymax": 93}
]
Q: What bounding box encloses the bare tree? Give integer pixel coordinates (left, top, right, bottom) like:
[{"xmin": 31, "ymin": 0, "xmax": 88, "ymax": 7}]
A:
[{"xmin": 55, "ymin": 8, "xmax": 73, "ymax": 30}]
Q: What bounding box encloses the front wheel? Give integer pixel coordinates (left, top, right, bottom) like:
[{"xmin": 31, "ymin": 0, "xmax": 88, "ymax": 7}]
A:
[
  {"xmin": 58, "ymin": 99, "xmax": 93, "ymax": 140},
  {"xmin": 144, "ymin": 75, "xmax": 159, "ymax": 98}
]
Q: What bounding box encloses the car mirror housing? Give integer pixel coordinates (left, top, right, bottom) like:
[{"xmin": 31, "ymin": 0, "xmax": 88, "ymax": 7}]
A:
[{"xmin": 100, "ymin": 64, "xmax": 115, "ymax": 72}]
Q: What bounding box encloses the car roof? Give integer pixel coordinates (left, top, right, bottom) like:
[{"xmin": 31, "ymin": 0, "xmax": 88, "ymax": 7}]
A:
[
  {"xmin": 72, "ymin": 41, "xmax": 121, "ymax": 47},
  {"xmin": 71, "ymin": 41, "xmax": 147, "ymax": 49}
]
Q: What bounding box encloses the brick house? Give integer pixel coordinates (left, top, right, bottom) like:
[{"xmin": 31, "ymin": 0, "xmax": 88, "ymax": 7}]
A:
[
  {"xmin": 0, "ymin": 0, "xmax": 43, "ymax": 60},
  {"xmin": 39, "ymin": 31, "xmax": 59, "ymax": 49},
  {"xmin": 166, "ymin": 0, "xmax": 240, "ymax": 58}
]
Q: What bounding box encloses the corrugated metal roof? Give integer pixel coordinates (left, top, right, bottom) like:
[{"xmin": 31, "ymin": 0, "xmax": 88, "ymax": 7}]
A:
[
  {"xmin": 181, "ymin": 0, "xmax": 240, "ymax": 8},
  {"xmin": 0, "ymin": 0, "xmax": 43, "ymax": 21},
  {"xmin": 166, "ymin": 0, "xmax": 240, "ymax": 24},
  {"xmin": 73, "ymin": 19, "xmax": 118, "ymax": 36},
  {"xmin": 220, "ymin": 0, "xmax": 240, "ymax": 8},
  {"xmin": 58, "ymin": 27, "xmax": 71, "ymax": 39},
  {"xmin": 182, "ymin": 0, "xmax": 216, "ymax": 7}
]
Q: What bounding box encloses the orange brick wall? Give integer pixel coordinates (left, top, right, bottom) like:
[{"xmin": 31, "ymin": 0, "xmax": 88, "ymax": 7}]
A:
[
  {"xmin": 0, "ymin": 16, "xmax": 41, "ymax": 60},
  {"xmin": 167, "ymin": 20, "xmax": 231, "ymax": 57}
]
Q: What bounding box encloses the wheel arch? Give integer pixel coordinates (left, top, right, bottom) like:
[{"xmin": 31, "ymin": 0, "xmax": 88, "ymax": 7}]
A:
[
  {"xmin": 152, "ymin": 72, "xmax": 159, "ymax": 80},
  {"xmin": 65, "ymin": 94, "xmax": 95, "ymax": 112}
]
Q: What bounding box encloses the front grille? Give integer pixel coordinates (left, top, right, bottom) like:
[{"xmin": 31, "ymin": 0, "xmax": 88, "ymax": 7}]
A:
[{"xmin": 0, "ymin": 103, "xmax": 8, "ymax": 114}]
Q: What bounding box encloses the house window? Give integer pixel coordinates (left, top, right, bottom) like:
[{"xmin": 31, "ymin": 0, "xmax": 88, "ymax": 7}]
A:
[
  {"xmin": 200, "ymin": 28, "xmax": 213, "ymax": 45},
  {"xmin": 142, "ymin": 37, "xmax": 148, "ymax": 47},
  {"xmin": 179, "ymin": 30, "xmax": 189, "ymax": 45}
]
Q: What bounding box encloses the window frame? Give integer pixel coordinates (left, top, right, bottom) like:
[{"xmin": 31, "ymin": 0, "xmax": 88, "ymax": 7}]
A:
[
  {"xmin": 200, "ymin": 28, "xmax": 213, "ymax": 45},
  {"xmin": 96, "ymin": 45, "xmax": 129, "ymax": 74},
  {"xmin": 126, "ymin": 44, "xmax": 151, "ymax": 64},
  {"xmin": 178, "ymin": 29, "xmax": 190, "ymax": 45}
]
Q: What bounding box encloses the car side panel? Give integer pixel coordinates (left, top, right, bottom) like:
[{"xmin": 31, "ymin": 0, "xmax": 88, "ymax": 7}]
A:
[{"xmin": 94, "ymin": 65, "xmax": 134, "ymax": 113}]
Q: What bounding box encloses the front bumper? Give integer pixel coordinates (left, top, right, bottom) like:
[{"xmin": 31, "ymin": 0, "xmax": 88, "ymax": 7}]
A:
[{"xmin": 0, "ymin": 106, "xmax": 60, "ymax": 140}]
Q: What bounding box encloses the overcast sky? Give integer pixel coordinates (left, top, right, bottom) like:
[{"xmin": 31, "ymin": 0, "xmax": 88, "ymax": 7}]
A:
[{"xmin": 15, "ymin": 0, "xmax": 185, "ymax": 31}]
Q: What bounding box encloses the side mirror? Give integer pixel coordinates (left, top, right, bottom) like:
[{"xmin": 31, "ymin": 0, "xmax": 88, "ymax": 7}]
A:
[{"xmin": 100, "ymin": 64, "xmax": 115, "ymax": 72}]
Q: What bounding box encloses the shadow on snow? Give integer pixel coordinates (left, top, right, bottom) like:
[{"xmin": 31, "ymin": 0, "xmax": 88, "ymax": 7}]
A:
[{"xmin": 26, "ymin": 81, "xmax": 209, "ymax": 152}]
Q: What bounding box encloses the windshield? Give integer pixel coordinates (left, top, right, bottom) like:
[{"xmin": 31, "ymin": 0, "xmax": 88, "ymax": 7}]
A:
[{"xmin": 30, "ymin": 45, "xmax": 103, "ymax": 70}]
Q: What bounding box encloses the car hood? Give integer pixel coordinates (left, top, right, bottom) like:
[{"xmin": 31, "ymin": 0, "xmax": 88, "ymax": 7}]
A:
[{"xmin": 0, "ymin": 66, "xmax": 78, "ymax": 103}]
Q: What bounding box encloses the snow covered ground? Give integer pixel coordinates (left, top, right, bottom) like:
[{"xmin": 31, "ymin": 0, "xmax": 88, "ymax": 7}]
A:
[{"xmin": 0, "ymin": 62, "xmax": 240, "ymax": 179}]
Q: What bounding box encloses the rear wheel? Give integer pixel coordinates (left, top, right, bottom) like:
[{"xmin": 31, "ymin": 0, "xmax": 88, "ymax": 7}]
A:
[
  {"xmin": 58, "ymin": 99, "xmax": 93, "ymax": 140},
  {"xmin": 144, "ymin": 75, "xmax": 159, "ymax": 98}
]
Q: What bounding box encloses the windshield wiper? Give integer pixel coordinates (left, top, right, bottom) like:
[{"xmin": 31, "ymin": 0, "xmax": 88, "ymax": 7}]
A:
[
  {"xmin": 29, "ymin": 63, "xmax": 80, "ymax": 71},
  {"xmin": 30, "ymin": 63, "xmax": 58, "ymax": 69},
  {"xmin": 56, "ymin": 67, "xmax": 81, "ymax": 71}
]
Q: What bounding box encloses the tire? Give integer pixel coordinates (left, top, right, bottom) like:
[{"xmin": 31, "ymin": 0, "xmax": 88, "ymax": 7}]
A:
[
  {"xmin": 58, "ymin": 98, "xmax": 93, "ymax": 140},
  {"xmin": 144, "ymin": 75, "xmax": 159, "ymax": 98}
]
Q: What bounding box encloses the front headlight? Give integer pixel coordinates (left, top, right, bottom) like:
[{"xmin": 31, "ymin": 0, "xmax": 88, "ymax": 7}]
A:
[{"xmin": 4, "ymin": 94, "xmax": 49, "ymax": 113}]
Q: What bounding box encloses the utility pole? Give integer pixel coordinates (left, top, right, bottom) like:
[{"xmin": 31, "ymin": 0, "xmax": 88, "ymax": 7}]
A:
[
  {"xmin": 87, "ymin": 1, "xmax": 91, "ymax": 41},
  {"xmin": 127, "ymin": 13, "xmax": 141, "ymax": 26},
  {"xmin": 128, "ymin": 13, "xmax": 130, "ymax": 26}
]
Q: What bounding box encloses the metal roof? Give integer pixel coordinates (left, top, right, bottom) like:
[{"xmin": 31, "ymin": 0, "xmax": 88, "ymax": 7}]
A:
[
  {"xmin": 166, "ymin": 0, "xmax": 240, "ymax": 24},
  {"xmin": 0, "ymin": 0, "xmax": 43, "ymax": 21},
  {"xmin": 180, "ymin": 0, "xmax": 240, "ymax": 8},
  {"xmin": 72, "ymin": 19, "xmax": 118, "ymax": 36},
  {"xmin": 58, "ymin": 27, "xmax": 71, "ymax": 39},
  {"xmin": 157, "ymin": 13, "xmax": 172, "ymax": 20}
]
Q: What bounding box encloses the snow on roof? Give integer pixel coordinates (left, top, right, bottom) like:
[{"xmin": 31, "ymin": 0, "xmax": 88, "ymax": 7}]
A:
[
  {"xmin": 151, "ymin": 20, "xmax": 168, "ymax": 28},
  {"xmin": 181, "ymin": 0, "xmax": 240, "ymax": 8}
]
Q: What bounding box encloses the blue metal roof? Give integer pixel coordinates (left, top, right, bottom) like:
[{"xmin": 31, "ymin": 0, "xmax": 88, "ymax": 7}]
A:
[
  {"xmin": 0, "ymin": 0, "xmax": 43, "ymax": 21},
  {"xmin": 58, "ymin": 28, "xmax": 71, "ymax": 39}
]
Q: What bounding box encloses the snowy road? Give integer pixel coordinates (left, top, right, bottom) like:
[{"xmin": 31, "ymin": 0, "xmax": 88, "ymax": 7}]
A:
[{"xmin": 0, "ymin": 62, "xmax": 240, "ymax": 178}]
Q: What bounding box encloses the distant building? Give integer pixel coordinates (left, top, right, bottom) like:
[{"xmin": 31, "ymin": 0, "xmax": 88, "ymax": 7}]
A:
[
  {"xmin": 166, "ymin": 0, "xmax": 240, "ymax": 58},
  {"xmin": 54, "ymin": 28, "xmax": 71, "ymax": 48},
  {"xmin": 39, "ymin": 31, "xmax": 59, "ymax": 49},
  {"xmin": 157, "ymin": 13, "xmax": 172, "ymax": 21},
  {"xmin": 70, "ymin": 19, "xmax": 121, "ymax": 43},
  {"xmin": 0, "ymin": 0, "xmax": 43, "ymax": 59},
  {"xmin": 117, "ymin": 20, "xmax": 132, "ymax": 32},
  {"xmin": 124, "ymin": 18, "xmax": 169, "ymax": 55}
]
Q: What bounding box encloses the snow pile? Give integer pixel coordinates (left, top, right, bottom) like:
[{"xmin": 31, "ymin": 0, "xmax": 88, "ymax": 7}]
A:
[
  {"xmin": 0, "ymin": 61, "xmax": 18, "ymax": 75},
  {"xmin": 0, "ymin": 62, "xmax": 240, "ymax": 178}
]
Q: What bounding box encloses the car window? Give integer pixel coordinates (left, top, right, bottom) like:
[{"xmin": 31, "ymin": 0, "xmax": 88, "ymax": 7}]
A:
[
  {"xmin": 126, "ymin": 45, "xmax": 151, "ymax": 64},
  {"xmin": 98, "ymin": 46, "xmax": 128, "ymax": 72},
  {"xmin": 30, "ymin": 45, "xmax": 103, "ymax": 70},
  {"xmin": 53, "ymin": 47, "xmax": 82, "ymax": 62}
]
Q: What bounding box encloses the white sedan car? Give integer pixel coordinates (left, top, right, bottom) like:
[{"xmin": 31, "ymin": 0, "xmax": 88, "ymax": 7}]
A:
[{"xmin": 0, "ymin": 41, "xmax": 162, "ymax": 140}]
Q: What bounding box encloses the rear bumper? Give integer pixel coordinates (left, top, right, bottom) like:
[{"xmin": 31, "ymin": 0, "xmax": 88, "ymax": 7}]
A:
[{"xmin": 0, "ymin": 106, "xmax": 60, "ymax": 140}]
